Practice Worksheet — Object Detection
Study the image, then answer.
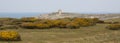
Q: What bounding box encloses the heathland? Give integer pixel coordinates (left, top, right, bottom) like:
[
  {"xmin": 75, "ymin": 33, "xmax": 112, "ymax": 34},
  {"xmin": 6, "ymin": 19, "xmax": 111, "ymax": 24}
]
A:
[{"xmin": 0, "ymin": 16, "xmax": 120, "ymax": 43}]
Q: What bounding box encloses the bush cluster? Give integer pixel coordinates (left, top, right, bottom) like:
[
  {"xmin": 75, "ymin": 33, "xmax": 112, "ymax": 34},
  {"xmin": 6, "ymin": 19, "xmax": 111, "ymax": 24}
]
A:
[
  {"xmin": 72, "ymin": 18, "xmax": 96, "ymax": 26},
  {"xmin": 0, "ymin": 17, "xmax": 101, "ymax": 29},
  {"xmin": 106, "ymin": 24, "xmax": 120, "ymax": 30},
  {"xmin": 36, "ymin": 23, "xmax": 50, "ymax": 29},
  {"xmin": 66, "ymin": 22, "xmax": 79, "ymax": 29},
  {"xmin": 0, "ymin": 31, "xmax": 21, "ymax": 41},
  {"xmin": 0, "ymin": 25, "xmax": 19, "ymax": 30},
  {"xmin": 0, "ymin": 18, "xmax": 19, "ymax": 25},
  {"xmin": 20, "ymin": 22, "xmax": 36, "ymax": 29},
  {"xmin": 20, "ymin": 18, "xmax": 99, "ymax": 29},
  {"xmin": 20, "ymin": 17, "xmax": 38, "ymax": 22}
]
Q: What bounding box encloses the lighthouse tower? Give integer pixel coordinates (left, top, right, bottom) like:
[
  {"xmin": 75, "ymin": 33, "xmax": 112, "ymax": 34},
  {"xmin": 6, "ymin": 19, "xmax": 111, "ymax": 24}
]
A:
[{"xmin": 58, "ymin": 9, "xmax": 62, "ymax": 15}]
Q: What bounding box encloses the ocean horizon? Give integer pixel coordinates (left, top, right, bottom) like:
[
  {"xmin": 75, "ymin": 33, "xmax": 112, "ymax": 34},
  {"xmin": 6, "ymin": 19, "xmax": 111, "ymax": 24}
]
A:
[
  {"xmin": 0, "ymin": 12, "xmax": 44, "ymax": 18},
  {"xmin": 0, "ymin": 12, "xmax": 119, "ymax": 18}
]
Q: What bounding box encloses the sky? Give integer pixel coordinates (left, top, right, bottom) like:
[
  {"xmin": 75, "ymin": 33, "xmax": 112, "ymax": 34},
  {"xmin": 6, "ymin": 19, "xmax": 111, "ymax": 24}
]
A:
[{"xmin": 0, "ymin": 0, "xmax": 120, "ymax": 13}]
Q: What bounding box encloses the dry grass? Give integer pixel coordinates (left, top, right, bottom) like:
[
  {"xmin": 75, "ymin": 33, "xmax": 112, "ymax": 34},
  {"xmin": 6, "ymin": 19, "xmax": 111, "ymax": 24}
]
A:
[
  {"xmin": 104, "ymin": 18, "xmax": 120, "ymax": 22},
  {"xmin": 0, "ymin": 24, "xmax": 120, "ymax": 43}
]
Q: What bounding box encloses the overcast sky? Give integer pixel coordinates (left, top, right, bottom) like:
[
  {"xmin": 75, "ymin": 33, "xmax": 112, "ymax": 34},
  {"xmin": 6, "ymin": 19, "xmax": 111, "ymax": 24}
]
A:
[{"xmin": 0, "ymin": 0, "xmax": 120, "ymax": 13}]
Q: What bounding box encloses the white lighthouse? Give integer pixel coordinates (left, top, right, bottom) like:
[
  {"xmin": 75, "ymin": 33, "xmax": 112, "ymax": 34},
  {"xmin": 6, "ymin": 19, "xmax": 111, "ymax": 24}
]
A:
[{"xmin": 58, "ymin": 9, "xmax": 62, "ymax": 15}]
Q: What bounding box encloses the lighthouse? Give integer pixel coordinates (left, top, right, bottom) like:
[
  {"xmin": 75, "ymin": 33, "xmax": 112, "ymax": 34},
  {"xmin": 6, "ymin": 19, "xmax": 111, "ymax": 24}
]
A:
[{"xmin": 58, "ymin": 9, "xmax": 62, "ymax": 15}]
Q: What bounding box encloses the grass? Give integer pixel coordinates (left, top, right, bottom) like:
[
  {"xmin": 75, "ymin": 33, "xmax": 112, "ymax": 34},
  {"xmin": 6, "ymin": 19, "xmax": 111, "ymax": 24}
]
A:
[
  {"xmin": 104, "ymin": 18, "xmax": 120, "ymax": 22},
  {"xmin": 0, "ymin": 24, "xmax": 120, "ymax": 43}
]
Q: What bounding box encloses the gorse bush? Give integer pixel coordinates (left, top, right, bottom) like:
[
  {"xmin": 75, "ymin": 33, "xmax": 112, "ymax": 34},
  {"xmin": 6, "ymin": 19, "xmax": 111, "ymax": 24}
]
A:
[
  {"xmin": 59, "ymin": 21, "xmax": 68, "ymax": 28},
  {"xmin": 106, "ymin": 24, "xmax": 120, "ymax": 30},
  {"xmin": 21, "ymin": 22, "xmax": 51, "ymax": 29},
  {"xmin": 40, "ymin": 20, "xmax": 53, "ymax": 27},
  {"xmin": 57, "ymin": 20, "xmax": 69, "ymax": 28},
  {"xmin": 50, "ymin": 20, "xmax": 70, "ymax": 28},
  {"xmin": 0, "ymin": 31, "xmax": 21, "ymax": 41},
  {"xmin": 66, "ymin": 22, "xmax": 80, "ymax": 29},
  {"xmin": 52, "ymin": 20, "xmax": 62, "ymax": 27},
  {"xmin": 0, "ymin": 25, "xmax": 19, "ymax": 30},
  {"xmin": 20, "ymin": 22, "xmax": 36, "ymax": 29},
  {"xmin": 72, "ymin": 18, "xmax": 95, "ymax": 27},
  {"xmin": 0, "ymin": 18, "xmax": 20, "ymax": 25},
  {"xmin": 20, "ymin": 17, "xmax": 38, "ymax": 22},
  {"xmin": 19, "ymin": 17, "xmax": 99, "ymax": 29},
  {"xmin": 36, "ymin": 23, "xmax": 50, "ymax": 29},
  {"xmin": 0, "ymin": 18, "xmax": 14, "ymax": 21},
  {"xmin": 1, "ymin": 17, "xmax": 99, "ymax": 29}
]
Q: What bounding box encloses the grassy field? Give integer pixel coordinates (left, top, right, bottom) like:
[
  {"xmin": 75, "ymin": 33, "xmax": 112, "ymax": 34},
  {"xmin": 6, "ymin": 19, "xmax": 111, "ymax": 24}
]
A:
[
  {"xmin": 0, "ymin": 23, "xmax": 120, "ymax": 43},
  {"xmin": 104, "ymin": 18, "xmax": 120, "ymax": 22}
]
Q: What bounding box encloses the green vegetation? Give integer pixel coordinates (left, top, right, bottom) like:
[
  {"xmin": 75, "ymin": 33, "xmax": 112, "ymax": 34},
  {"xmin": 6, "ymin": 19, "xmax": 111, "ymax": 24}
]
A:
[
  {"xmin": 0, "ymin": 17, "xmax": 120, "ymax": 43},
  {"xmin": 0, "ymin": 17, "xmax": 102, "ymax": 29},
  {"xmin": 20, "ymin": 17, "xmax": 38, "ymax": 22},
  {"xmin": 66, "ymin": 22, "xmax": 80, "ymax": 29},
  {"xmin": 0, "ymin": 31, "xmax": 21, "ymax": 41},
  {"xmin": 106, "ymin": 24, "xmax": 120, "ymax": 30},
  {"xmin": 20, "ymin": 22, "xmax": 36, "ymax": 29},
  {"xmin": 0, "ymin": 24, "xmax": 119, "ymax": 43}
]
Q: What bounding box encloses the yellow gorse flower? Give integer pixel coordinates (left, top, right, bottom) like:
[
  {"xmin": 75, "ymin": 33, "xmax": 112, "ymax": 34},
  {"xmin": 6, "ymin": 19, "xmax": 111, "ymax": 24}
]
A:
[{"xmin": 0, "ymin": 31, "xmax": 20, "ymax": 40}]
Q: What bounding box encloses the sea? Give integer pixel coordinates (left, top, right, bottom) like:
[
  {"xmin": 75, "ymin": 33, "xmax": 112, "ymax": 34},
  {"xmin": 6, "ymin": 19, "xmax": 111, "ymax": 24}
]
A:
[{"xmin": 0, "ymin": 12, "xmax": 43, "ymax": 18}]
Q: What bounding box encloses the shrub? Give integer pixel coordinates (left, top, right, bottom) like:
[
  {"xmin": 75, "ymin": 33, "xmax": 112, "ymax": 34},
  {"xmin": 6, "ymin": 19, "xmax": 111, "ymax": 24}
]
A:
[
  {"xmin": 66, "ymin": 22, "xmax": 80, "ymax": 29},
  {"xmin": 20, "ymin": 17, "xmax": 38, "ymax": 22},
  {"xmin": 0, "ymin": 25, "xmax": 19, "ymax": 30},
  {"xmin": 79, "ymin": 21, "xmax": 92, "ymax": 26},
  {"xmin": 0, "ymin": 31, "xmax": 21, "ymax": 41},
  {"xmin": 72, "ymin": 18, "xmax": 94, "ymax": 27},
  {"xmin": 0, "ymin": 18, "xmax": 19, "ymax": 25},
  {"xmin": 51, "ymin": 20, "xmax": 68, "ymax": 28},
  {"xmin": 58, "ymin": 17, "xmax": 72, "ymax": 21},
  {"xmin": 92, "ymin": 18, "xmax": 105, "ymax": 24},
  {"xmin": 0, "ymin": 18, "xmax": 14, "ymax": 21},
  {"xmin": 52, "ymin": 20, "xmax": 62, "ymax": 27},
  {"xmin": 96, "ymin": 20, "xmax": 104, "ymax": 23},
  {"xmin": 58, "ymin": 20, "xmax": 69, "ymax": 28},
  {"xmin": 36, "ymin": 23, "xmax": 50, "ymax": 29},
  {"xmin": 92, "ymin": 18, "xmax": 99, "ymax": 22},
  {"xmin": 106, "ymin": 24, "xmax": 120, "ymax": 30},
  {"xmin": 41, "ymin": 20, "xmax": 53, "ymax": 27},
  {"xmin": 20, "ymin": 22, "xmax": 36, "ymax": 29},
  {"xmin": 104, "ymin": 22, "xmax": 112, "ymax": 24}
]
